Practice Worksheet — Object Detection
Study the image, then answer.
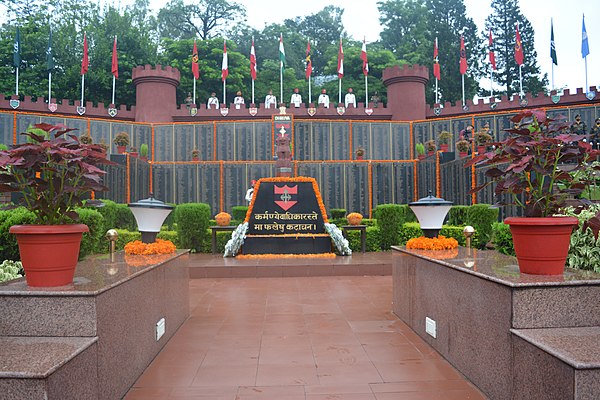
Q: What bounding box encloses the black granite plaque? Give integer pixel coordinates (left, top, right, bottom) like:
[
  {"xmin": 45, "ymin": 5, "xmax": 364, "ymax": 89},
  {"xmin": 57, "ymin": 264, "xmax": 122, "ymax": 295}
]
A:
[
  {"xmin": 293, "ymin": 122, "xmax": 311, "ymax": 161},
  {"xmin": 0, "ymin": 112, "xmax": 13, "ymax": 145},
  {"xmin": 152, "ymin": 126, "xmax": 172, "ymax": 162},
  {"xmin": 331, "ymin": 122, "xmax": 350, "ymax": 160},
  {"xmin": 195, "ymin": 123, "xmax": 214, "ymax": 161},
  {"xmin": 243, "ymin": 178, "xmax": 331, "ymax": 254},
  {"xmin": 391, "ymin": 123, "xmax": 411, "ymax": 160}
]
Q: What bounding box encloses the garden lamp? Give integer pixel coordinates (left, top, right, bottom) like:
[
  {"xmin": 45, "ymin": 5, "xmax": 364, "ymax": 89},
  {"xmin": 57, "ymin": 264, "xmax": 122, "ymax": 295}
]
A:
[
  {"xmin": 409, "ymin": 191, "xmax": 452, "ymax": 238},
  {"xmin": 128, "ymin": 194, "xmax": 174, "ymax": 243}
]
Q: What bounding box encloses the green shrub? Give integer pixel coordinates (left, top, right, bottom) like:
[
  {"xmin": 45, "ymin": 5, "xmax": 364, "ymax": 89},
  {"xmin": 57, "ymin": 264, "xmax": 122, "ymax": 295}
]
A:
[
  {"xmin": 113, "ymin": 229, "xmax": 142, "ymax": 250},
  {"xmin": 175, "ymin": 203, "xmax": 211, "ymax": 252},
  {"xmin": 439, "ymin": 225, "xmax": 480, "ymax": 247},
  {"xmin": 162, "ymin": 203, "xmax": 177, "ymax": 230},
  {"xmin": 466, "ymin": 204, "xmax": 499, "ymax": 249},
  {"xmin": 75, "ymin": 208, "xmax": 105, "ymax": 258},
  {"xmin": 115, "ymin": 203, "xmax": 137, "ymax": 230},
  {"xmin": 447, "ymin": 205, "xmax": 470, "ymax": 226},
  {"xmin": 491, "ymin": 222, "xmax": 515, "ymax": 256},
  {"xmin": 330, "ymin": 208, "xmax": 347, "ymax": 219},
  {"xmin": 399, "ymin": 222, "xmax": 423, "ymax": 244},
  {"xmin": 362, "ymin": 218, "xmax": 377, "ymax": 227},
  {"xmin": 330, "ymin": 218, "xmax": 347, "ymax": 227},
  {"xmin": 375, "ymin": 204, "xmax": 404, "ymax": 249},
  {"xmin": 398, "ymin": 204, "xmax": 417, "ymax": 223},
  {"xmin": 157, "ymin": 230, "xmax": 180, "ymax": 248},
  {"xmin": 96, "ymin": 199, "xmax": 119, "ymax": 231},
  {"xmin": 365, "ymin": 226, "xmax": 382, "ymax": 252},
  {"xmin": 0, "ymin": 207, "xmax": 35, "ymax": 261},
  {"xmin": 232, "ymin": 206, "xmax": 249, "ymax": 221}
]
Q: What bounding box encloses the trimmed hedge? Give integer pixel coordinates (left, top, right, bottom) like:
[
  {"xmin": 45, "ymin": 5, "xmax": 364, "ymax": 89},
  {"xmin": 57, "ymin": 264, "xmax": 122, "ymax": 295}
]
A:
[
  {"xmin": 345, "ymin": 226, "xmax": 382, "ymax": 253},
  {"xmin": 330, "ymin": 208, "xmax": 347, "ymax": 219},
  {"xmin": 175, "ymin": 203, "xmax": 211, "ymax": 252},
  {"xmin": 491, "ymin": 222, "xmax": 515, "ymax": 256},
  {"xmin": 75, "ymin": 208, "xmax": 105, "ymax": 258},
  {"xmin": 466, "ymin": 204, "xmax": 499, "ymax": 249},
  {"xmin": 375, "ymin": 204, "xmax": 404, "ymax": 249},
  {"xmin": 0, "ymin": 208, "xmax": 35, "ymax": 261},
  {"xmin": 447, "ymin": 205, "xmax": 470, "ymax": 226},
  {"xmin": 115, "ymin": 203, "xmax": 137, "ymax": 231},
  {"xmin": 232, "ymin": 206, "xmax": 249, "ymax": 221},
  {"xmin": 96, "ymin": 200, "xmax": 119, "ymax": 231}
]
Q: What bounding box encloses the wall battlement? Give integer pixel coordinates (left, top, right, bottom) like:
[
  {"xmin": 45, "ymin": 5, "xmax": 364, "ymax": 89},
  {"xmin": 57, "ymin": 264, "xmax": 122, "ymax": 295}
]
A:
[{"xmin": 131, "ymin": 64, "xmax": 181, "ymax": 82}]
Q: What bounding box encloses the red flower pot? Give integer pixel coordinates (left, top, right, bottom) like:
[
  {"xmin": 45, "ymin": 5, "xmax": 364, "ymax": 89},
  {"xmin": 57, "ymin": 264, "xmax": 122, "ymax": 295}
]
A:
[
  {"xmin": 117, "ymin": 145, "xmax": 126, "ymax": 154},
  {"xmin": 129, "ymin": 151, "xmax": 138, "ymax": 158},
  {"xmin": 9, "ymin": 224, "xmax": 89, "ymax": 287},
  {"xmin": 459, "ymin": 151, "xmax": 468, "ymax": 158},
  {"xmin": 439, "ymin": 144, "xmax": 449, "ymax": 152},
  {"xmin": 504, "ymin": 217, "xmax": 578, "ymax": 275},
  {"xmin": 477, "ymin": 145, "xmax": 487, "ymax": 154}
]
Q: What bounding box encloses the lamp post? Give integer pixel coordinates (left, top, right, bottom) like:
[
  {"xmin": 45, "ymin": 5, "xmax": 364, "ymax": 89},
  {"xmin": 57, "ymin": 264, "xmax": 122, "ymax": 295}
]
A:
[
  {"xmin": 408, "ymin": 191, "xmax": 452, "ymax": 238},
  {"xmin": 128, "ymin": 194, "xmax": 174, "ymax": 244}
]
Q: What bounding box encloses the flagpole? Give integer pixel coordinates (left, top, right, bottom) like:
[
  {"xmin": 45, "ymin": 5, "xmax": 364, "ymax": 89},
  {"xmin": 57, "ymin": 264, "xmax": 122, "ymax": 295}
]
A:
[
  {"xmin": 48, "ymin": 72, "xmax": 52, "ymax": 103},
  {"xmin": 193, "ymin": 78, "xmax": 196, "ymax": 105},
  {"xmin": 585, "ymin": 57, "xmax": 588, "ymax": 93},
  {"xmin": 339, "ymin": 78, "xmax": 342, "ymax": 105},
  {"xmin": 252, "ymin": 79, "xmax": 255, "ymax": 105},
  {"xmin": 490, "ymin": 66, "xmax": 494, "ymax": 98},
  {"xmin": 551, "ymin": 64, "xmax": 555, "ymax": 91},
  {"xmin": 461, "ymin": 75, "xmax": 465, "ymax": 106},
  {"xmin": 519, "ymin": 65, "xmax": 523, "ymax": 96},
  {"xmin": 111, "ymin": 75, "xmax": 116, "ymax": 105},
  {"xmin": 223, "ymin": 80, "xmax": 226, "ymax": 106},
  {"xmin": 308, "ymin": 76, "xmax": 312, "ymax": 104},
  {"xmin": 365, "ymin": 75, "xmax": 368, "ymax": 108},
  {"xmin": 81, "ymin": 75, "xmax": 85, "ymax": 107},
  {"xmin": 280, "ymin": 65, "xmax": 283, "ymax": 107},
  {"xmin": 15, "ymin": 69, "xmax": 19, "ymax": 96},
  {"xmin": 435, "ymin": 77, "xmax": 438, "ymax": 104}
]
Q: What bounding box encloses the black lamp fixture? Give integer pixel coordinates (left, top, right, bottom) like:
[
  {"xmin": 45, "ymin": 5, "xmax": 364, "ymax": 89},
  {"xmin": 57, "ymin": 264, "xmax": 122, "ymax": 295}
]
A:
[
  {"xmin": 409, "ymin": 191, "xmax": 453, "ymax": 238},
  {"xmin": 128, "ymin": 194, "xmax": 174, "ymax": 243}
]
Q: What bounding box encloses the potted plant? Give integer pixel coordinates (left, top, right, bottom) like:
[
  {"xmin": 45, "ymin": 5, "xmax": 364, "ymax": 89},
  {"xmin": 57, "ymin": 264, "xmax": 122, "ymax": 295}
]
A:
[
  {"xmin": 455, "ymin": 139, "xmax": 470, "ymax": 157},
  {"xmin": 425, "ymin": 139, "xmax": 436, "ymax": 156},
  {"xmin": 215, "ymin": 211, "xmax": 231, "ymax": 226},
  {"xmin": 474, "ymin": 131, "xmax": 492, "ymax": 154},
  {"xmin": 98, "ymin": 139, "xmax": 109, "ymax": 156},
  {"xmin": 129, "ymin": 146, "xmax": 138, "ymax": 158},
  {"xmin": 192, "ymin": 149, "xmax": 199, "ymax": 161},
  {"xmin": 113, "ymin": 132, "xmax": 129, "ymax": 154},
  {"xmin": 347, "ymin": 212, "xmax": 363, "ymax": 226},
  {"xmin": 355, "ymin": 146, "xmax": 365, "ymax": 160},
  {"xmin": 438, "ymin": 130, "xmax": 452, "ymax": 152},
  {"xmin": 79, "ymin": 132, "xmax": 93, "ymax": 144},
  {"xmin": 466, "ymin": 109, "xmax": 599, "ymax": 275},
  {"xmin": 139, "ymin": 143, "xmax": 149, "ymax": 161},
  {"xmin": 0, "ymin": 123, "xmax": 113, "ymax": 287},
  {"xmin": 415, "ymin": 143, "xmax": 426, "ymax": 160}
]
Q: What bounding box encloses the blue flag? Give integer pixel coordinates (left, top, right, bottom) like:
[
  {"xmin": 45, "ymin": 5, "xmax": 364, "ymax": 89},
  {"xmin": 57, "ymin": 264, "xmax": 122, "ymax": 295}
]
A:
[{"xmin": 582, "ymin": 14, "xmax": 590, "ymax": 58}]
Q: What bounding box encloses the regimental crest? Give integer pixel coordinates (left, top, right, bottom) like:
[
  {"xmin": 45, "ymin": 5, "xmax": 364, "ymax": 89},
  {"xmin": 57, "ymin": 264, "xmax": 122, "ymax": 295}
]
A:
[
  {"xmin": 336, "ymin": 106, "xmax": 345, "ymax": 115},
  {"xmin": 519, "ymin": 97, "xmax": 528, "ymax": 107},
  {"xmin": 365, "ymin": 108, "xmax": 373, "ymax": 116},
  {"xmin": 433, "ymin": 106, "xmax": 442, "ymax": 116},
  {"xmin": 274, "ymin": 184, "xmax": 298, "ymax": 211},
  {"xmin": 9, "ymin": 99, "xmax": 19, "ymax": 109},
  {"xmin": 279, "ymin": 105, "xmax": 287, "ymax": 115},
  {"xmin": 76, "ymin": 106, "xmax": 86, "ymax": 115},
  {"xmin": 551, "ymin": 94, "xmax": 561, "ymax": 104},
  {"xmin": 48, "ymin": 102, "xmax": 57, "ymax": 113},
  {"xmin": 189, "ymin": 107, "xmax": 198, "ymax": 116},
  {"xmin": 490, "ymin": 102, "xmax": 498, "ymax": 110},
  {"xmin": 249, "ymin": 107, "xmax": 258, "ymax": 116},
  {"xmin": 220, "ymin": 107, "xmax": 229, "ymax": 117},
  {"xmin": 462, "ymin": 104, "xmax": 469, "ymax": 112},
  {"xmin": 586, "ymin": 91, "xmax": 596, "ymax": 101},
  {"xmin": 307, "ymin": 107, "xmax": 316, "ymax": 116},
  {"xmin": 107, "ymin": 107, "xmax": 117, "ymax": 117}
]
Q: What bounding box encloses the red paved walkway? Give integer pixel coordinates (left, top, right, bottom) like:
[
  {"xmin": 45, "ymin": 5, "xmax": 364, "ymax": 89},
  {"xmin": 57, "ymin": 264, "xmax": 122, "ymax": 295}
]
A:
[{"xmin": 125, "ymin": 274, "xmax": 486, "ymax": 399}]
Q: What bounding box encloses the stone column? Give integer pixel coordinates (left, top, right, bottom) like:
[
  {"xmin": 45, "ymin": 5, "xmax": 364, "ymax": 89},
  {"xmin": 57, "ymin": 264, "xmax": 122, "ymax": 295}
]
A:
[
  {"xmin": 383, "ymin": 64, "xmax": 429, "ymax": 121},
  {"xmin": 132, "ymin": 65, "xmax": 180, "ymax": 123}
]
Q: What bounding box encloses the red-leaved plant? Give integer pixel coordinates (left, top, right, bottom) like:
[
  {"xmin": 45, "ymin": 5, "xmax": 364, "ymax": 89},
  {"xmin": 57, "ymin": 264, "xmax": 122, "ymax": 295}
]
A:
[
  {"xmin": 465, "ymin": 110, "xmax": 600, "ymax": 217},
  {"xmin": 0, "ymin": 123, "xmax": 114, "ymax": 224}
]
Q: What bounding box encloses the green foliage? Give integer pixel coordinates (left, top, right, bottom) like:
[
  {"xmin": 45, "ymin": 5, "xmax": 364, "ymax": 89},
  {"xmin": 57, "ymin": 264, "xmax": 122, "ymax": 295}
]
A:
[
  {"xmin": 439, "ymin": 225, "xmax": 479, "ymax": 247},
  {"xmin": 415, "ymin": 142, "xmax": 425, "ymax": 156},
  {"xmin": 0, "ymin": 207, "xmax": 35, "ymax": 261},
  {"xmin": 139, "ymin": 143, "xmax": 149, "ymax": 157},
  {"xmin": 365, "ymin": 226, "xmax": 382, "ymax": 252},
  {"xmin": 115, "ymin": 203, "xmax": 137, "ymax": 230},
  {"xmin": 232, "ymin": 206, "xmax": 249, "ymax": 221},
  {"xmin": 162, "ymin": 203, "xmax": 177, "ymax": 231},
  {"xmin": 491, "ymin": 222, "xmax": 515, "ymax": 256},
  {"xmin": 375, "ymin": 204, "xmax": 404, "ymax": 249},
  {"xmin": 157, "ymin": 230, "xmax": 180, "ymax": 248},
  {"xmin": 447, "ymin": 205, "xmax": 470, "ymax": 226},
  {"xmin": 114, "ymin": 229, "xmax": 142, "ymax": 250},
  {"xmin": 75, "ymin": 207, "xmax": 105, "ymax": 258},
  {"xmin": 330, "ymin": 208, "xmax": 347, "ymax": 219},
  {"xmin": 96, "ymin": 200, "xmax": 119, "ymax": 231},
  {"xmin": 399, "ymin": 222, "xmax": 423, "ymax": 245},
  {"xmin": 362, "ymin": 218, "xmax": 377, "ymax": 227},
  {"xmin": 0, "ymin": 260, "xmax": 23, "ymax": 283},
  {"xmin": 175, "ymin": 203, "xmax": 211, "ymax": 252},
  {"xmin": 567, "ymin": 228, "xmax": 600, "ymax": 272},
  {"xmin": 466, "ymin": 204, "xmax": 499, "ymax": 249}
]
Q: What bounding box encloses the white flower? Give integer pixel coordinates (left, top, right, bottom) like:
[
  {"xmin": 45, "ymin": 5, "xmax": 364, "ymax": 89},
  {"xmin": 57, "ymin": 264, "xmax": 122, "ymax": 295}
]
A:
[
  {"xmin": 325, "ymin": 223, "xmax": 352, "ymax": 256},
  {"xmin": 224, "ymin": 223, "xmax": 249, "ymax": 257}
]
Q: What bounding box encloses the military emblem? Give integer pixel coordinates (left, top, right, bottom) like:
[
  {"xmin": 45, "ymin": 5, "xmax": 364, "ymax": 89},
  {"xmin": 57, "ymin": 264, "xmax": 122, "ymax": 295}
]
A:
[
  {"xmin": 490, "ymin": 102, "xmax": 497, "ymax": 110},
  {"xmin": 249, "ymin": 107, "xmax": 258, "ymax": 116},
  {"xmin": 279, "ymin": 105, "xmax": 287, "ymax": 115},
  {"xmin": 307, "ymin": 107, "xmax": 316, "ymax": 116},
  {"xmin": 76, "ymin": 106, "xmax": 86, "ymax": 115},
  {"xmin": 586, "ymin": 91, "xmax": 596, "ymax": 101},
  {"xmin": 336, "ymin": 106, "xmax": 345, "ymax": 116},
  {"xmin": 48, "ymin": 102, "xmax": 57, "ymax": 112},
  {"xmin": 108, "ymin": 107, "xmax": 117, "ymax": 117},
  {"xmin": 462, "ymin": 104, "xmax": 469, "ymax": 112},
  {"xmin": 9, "ymin": 99, "xmax": 20, "ymax": 109},
  {"xmin": 274, "ymin": 184, "xmax": 298, "ymax": 211},
  {"xmin": 551, "ymin": 94, "xmax": 560, "ymax": 104},
  {"xmin": 189, "ymin": 107, "xmax": 198, "ymax": 116},
  {"xmin": 365, "ymin": 108, "xmax": 373, "ymax": 116},
  {"xmin": 519, "ymin": 97, "xmax": 528, "ymax": 107},
  {"xmin": 220, "ymin": 107, "xmax": 229, "ymax": 116},
  {"xmin": 433, "ymin": 106, "xmax": 442, "ymax": 116}
]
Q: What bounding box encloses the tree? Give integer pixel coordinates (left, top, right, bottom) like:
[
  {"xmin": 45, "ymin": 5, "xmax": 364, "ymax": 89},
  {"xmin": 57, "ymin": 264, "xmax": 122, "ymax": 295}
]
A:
[
  {"xmin": 482, "ymin": 0, "xmax": 547, "ymax": 97},
  {"xmin": 157, "ymin": 0, "xmax": 246, "ymax": 40}
]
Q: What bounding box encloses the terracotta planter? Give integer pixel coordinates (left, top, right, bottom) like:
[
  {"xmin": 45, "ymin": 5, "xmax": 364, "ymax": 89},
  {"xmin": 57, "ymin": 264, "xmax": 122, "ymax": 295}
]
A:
[
  {"xmin": 140, "ymin": 156, "xmax": 148, "ymax": 162},
  {"xmin": 356, "ymin": 155, "xmax": 364, "ymax": 160},
  {"xmin": 427, "ymin": 151, "xmax": 435, "ymax": 156},
  {"xmin": 129, "ymin": 151, "xmax": 138, "ymax": 158},
  {"xmin": 504, "ymin": 217, "xmax": 578, "ymax": 275},
  {"xmin": 477, "ymin": 145, "xmax": 487, "ymax": 154},
  {"xmin": 459, "ymin": 151, "xmax": 468, "ymax": 158},
  {"xmin": 439, "ymin": 144, "xmax": 449, "ymax": 152},
  {"xmin": 117, "ymin": 145, "xmax": 126, "ymax": 154},
  {"xmin": 417, "ymin": 154, "xmax": 425, "ymax": 160},
  {"xmin": 9, "ymin": 224, "xmax": 89, "ymax": 287},
  {"xmin": 192, "ymin": 156, "xmax": 199, "ymax": 161}
]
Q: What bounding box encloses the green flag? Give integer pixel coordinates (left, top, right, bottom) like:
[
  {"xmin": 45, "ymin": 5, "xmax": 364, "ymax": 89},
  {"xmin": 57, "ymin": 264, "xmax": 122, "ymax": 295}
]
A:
[
  {"xmin": 47, "ymin": 28, "xmax": 54, "ymax": 72},
  {"xmin": 550, "ymin": 19, "xmax": 557, "ymax": 65},
  {"xmin": 13, "ymin": 27, "xmax": 20, "ymax": 68}
]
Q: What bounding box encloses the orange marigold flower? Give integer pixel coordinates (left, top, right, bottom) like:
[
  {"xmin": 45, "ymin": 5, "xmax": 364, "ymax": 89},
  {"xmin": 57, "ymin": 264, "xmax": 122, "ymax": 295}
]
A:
[
  {"xmin": 124, "ymin": 239, "xmax": 177, "ymax": 255},
  {"xmin": 406, "ymin": 235, "xmax": 459, "ymax": 250}
]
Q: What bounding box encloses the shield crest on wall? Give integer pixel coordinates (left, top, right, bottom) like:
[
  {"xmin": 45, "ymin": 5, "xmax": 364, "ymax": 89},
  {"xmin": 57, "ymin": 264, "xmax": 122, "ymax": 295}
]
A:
[
  {"xmin": 76, "ymin": 106, "xmax": 86, "ymax": 115},
  {"xmin": 274, "ymin": 184, "xmax": 298, "ymax": 211},
  {"xmin": 336, "ymin": 106, "xmax": 345, "ymax": 116},
  {"xmin": 433, "ymin": 106, "xmax": 442, "ymax": 116},
  {"xmin": 249, "ymin": 107, "xmax": 258, "ymax": 116},
  {"xmin": 220, "ymin": 107, "xmax": 229, "ymax": 116},
  {"xmin": 189, "ymin": 107, "xmax": 198, "ymax": 116},
  {"xmin": 307, "ymin": 107, "xmax": 316, "ymax": 116},
  {"xmin": 9, "ymin": 99, "xmax": 19, "ymax": 109},
  {"xmin": 365, "ymin": 108, "xmax": 373, "ymax": 116},
  {"xmin": 108, "ymin": 107, "xmax": 117, "ymax": 117},
  {"xmin": 519, "ymin": 97, "xmax": 528, "ymax": 107},
  {"xmin": 551, "ymin": 94, "xmax": 560, "ymax": 104},
  {"xmin": 586, "ymin": 91, "xmax": 596, "ymax": 101},
  {"xmin": 48, "ymin": 102, "xmax": 57, "ymax": 112}
]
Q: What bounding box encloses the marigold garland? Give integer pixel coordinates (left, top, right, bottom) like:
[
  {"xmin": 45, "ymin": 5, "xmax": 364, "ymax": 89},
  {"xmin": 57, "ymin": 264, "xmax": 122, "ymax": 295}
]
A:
[
  {"xmin": 236, "ymin": 253, "xmax": 336, "ymax": 259},
  {"xmin": 124, "ymin": 239, "xmax": 177, "ymax": 255},
  {"xmin": 406, "ymin": 235, "xmax": 459, "ymax": 250}
]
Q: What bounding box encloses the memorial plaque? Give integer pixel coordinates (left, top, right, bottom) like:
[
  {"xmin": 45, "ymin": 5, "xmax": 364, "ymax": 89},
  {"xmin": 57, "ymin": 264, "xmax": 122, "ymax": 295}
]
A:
[
  {"xmin": 292, "ymin": 122, "xmax": 311, "ymax": 161},
  {"xmin": 129, "ymin": 157, "xmax": 151, "ymax": 201},
  {"xmin": 352, "ymin": 123, "xmax": 370, "ymax": 158},
  {"xmin": 243, "ymin": 177, "xmax": 331, "ymax": 254},
  {"xmin": 311, "ymin": 122, "xmax": 330, "ymax": 160},
  {"xmin": 152, "ymin": 126, "xmax": 172, "ymax": 162},
  {"xmin": 215, "ymin": 123, "xmax": 235, "ymax": 161},
  {"xmin": 321, "ymin": 162, "xmax": 345, "ymax": 210},
  {"xmin": 440, "ymin": 158, "xmax": 471, "ymax": 205},
  {"xmin": 152, "ymin": 164, "xmax": 175, "ymax": 203},
  {"xmin": 254, "ymin": 122, "xmax": 272, "ymax": 161},
  {"xmin": 412, "ymin": 122, "xmax": 431, "ymax": 150},
  {"xmin": 195, "ymin": 123, "xmax": 214, "ymax": 161},
  {"xmin": 346, "ymin": 163, "xmax": 369, "ymax": 215},
  {"xmin": 172, "ymin": 124, "xmax": 194, "ymax": 161},
  {"xmin": 392, "ymin": 162, "xmax": 415, "ymax": 204},
  {"xmin": 89, "ymin": 121, "xmax": 111, "ymax": 153},
  {"xmin": 0, "ymin": 113, "xmax": 13, "ymax": 145},
  {"xmin": 223, "ymin": 163, "xmax": 247, "ymax": 211},
  {"xmin": 391, "ymin": 123, "xmax": 411, "ymax": 160},
  {"xmin": 196, "ymin": 163, "xmax": 220, "ymax": 205},
  {"xmin": 16, "ymin": 115, "xmax": 40, "ymax": 143},
  {"xmin": 370, "ymin": 123, "xmax": 393, "ymax": 160},
  {"xmin": 236, "ymin": 122, "xmax": 253, "ymax": 161},
  {"xmin": 416, "ymin": 158, "xmax": 437, "ymax": 199},
  {"xmin": 330, "ymin": 122, "xmax": 350, "ymax": 160}
]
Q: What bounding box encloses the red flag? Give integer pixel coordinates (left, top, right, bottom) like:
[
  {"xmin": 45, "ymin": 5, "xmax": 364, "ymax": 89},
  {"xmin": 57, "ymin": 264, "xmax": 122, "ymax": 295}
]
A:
[
  {"xmin": 433, "ymin": 37, "xmax": 441, "ymax": 80},
  {"xmin": 361, "ymin": 37, "xmax": 369, "ymax": 76},
  {"xmin": 515, "ymin": 23, "xmax": 524, "ymax": 65},
  {"xmin": 111, "ymin": 36, "xmax": 118, "ymax": 78},
  {"xmin": 221, "ymin": 40, "xmax": 228, "ymax": 81},
  {"xmin": 459, "ymin": 35, "xmax": 467, "ymax": 75},
  {"xmin": 337, "ymin": 38, "xmax": 344, "ymax": 78},
  {"xmin": 81, "ymin": 33, "xmax": 89, "ymax": 75},
  {"xmin": 249, "ymin": 38, "xmax": 257, "ymax": 80},
  {"xmin": 488, "ymin": 30, "xmax": 497, "ymax": 70},
  {"xmin": 191, "ymin": 40, "xmax": 200, "ymax": 80},
  {"xmin": 305, "ymin": 40, "xmax": 312, "ymax": 80}
]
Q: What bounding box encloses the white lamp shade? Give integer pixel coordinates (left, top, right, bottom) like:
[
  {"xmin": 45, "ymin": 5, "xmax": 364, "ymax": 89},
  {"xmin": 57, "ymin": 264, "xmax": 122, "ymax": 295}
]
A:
[
  {"xmin": 130, "ymin": 207, "xmax": 172, "ymax": 233},
  {"xmin": 410, "ymin": 205, "xmax": 452, "ymax": 229}
]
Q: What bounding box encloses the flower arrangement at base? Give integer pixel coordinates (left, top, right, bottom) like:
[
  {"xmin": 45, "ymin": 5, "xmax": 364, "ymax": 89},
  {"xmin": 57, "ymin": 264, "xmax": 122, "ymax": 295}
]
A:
[
  {"xmin": 347, "ymin": 212, "xmax": 363, "ymax": 226},
  {"xmin": 124, "ymin": 239, "xmax": 176, "ymax": 255},
  {"xmin": 406, "ymin": 235, "xmax": 459, "ymax": 250},
  {"xmin": 215, "ymin": 211, "xmax": 232, "ymax": 226},
  {"xmin": 224, "ymin": 222, "xmax": 249, "ymax": 257},
  {"xmin": 325, "ymin": 223, "xmax": 352, "ymax": 255}
]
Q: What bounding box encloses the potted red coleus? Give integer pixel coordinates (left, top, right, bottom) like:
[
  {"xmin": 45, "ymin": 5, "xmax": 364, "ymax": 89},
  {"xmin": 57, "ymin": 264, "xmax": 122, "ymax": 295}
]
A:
[
  {"xmin": 466, "ymin": 110, "xmax": 599, "ymax": 275},
  {"xmin": 0, "ymin": 123, "xmax": 114, "ymax": 286}
]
